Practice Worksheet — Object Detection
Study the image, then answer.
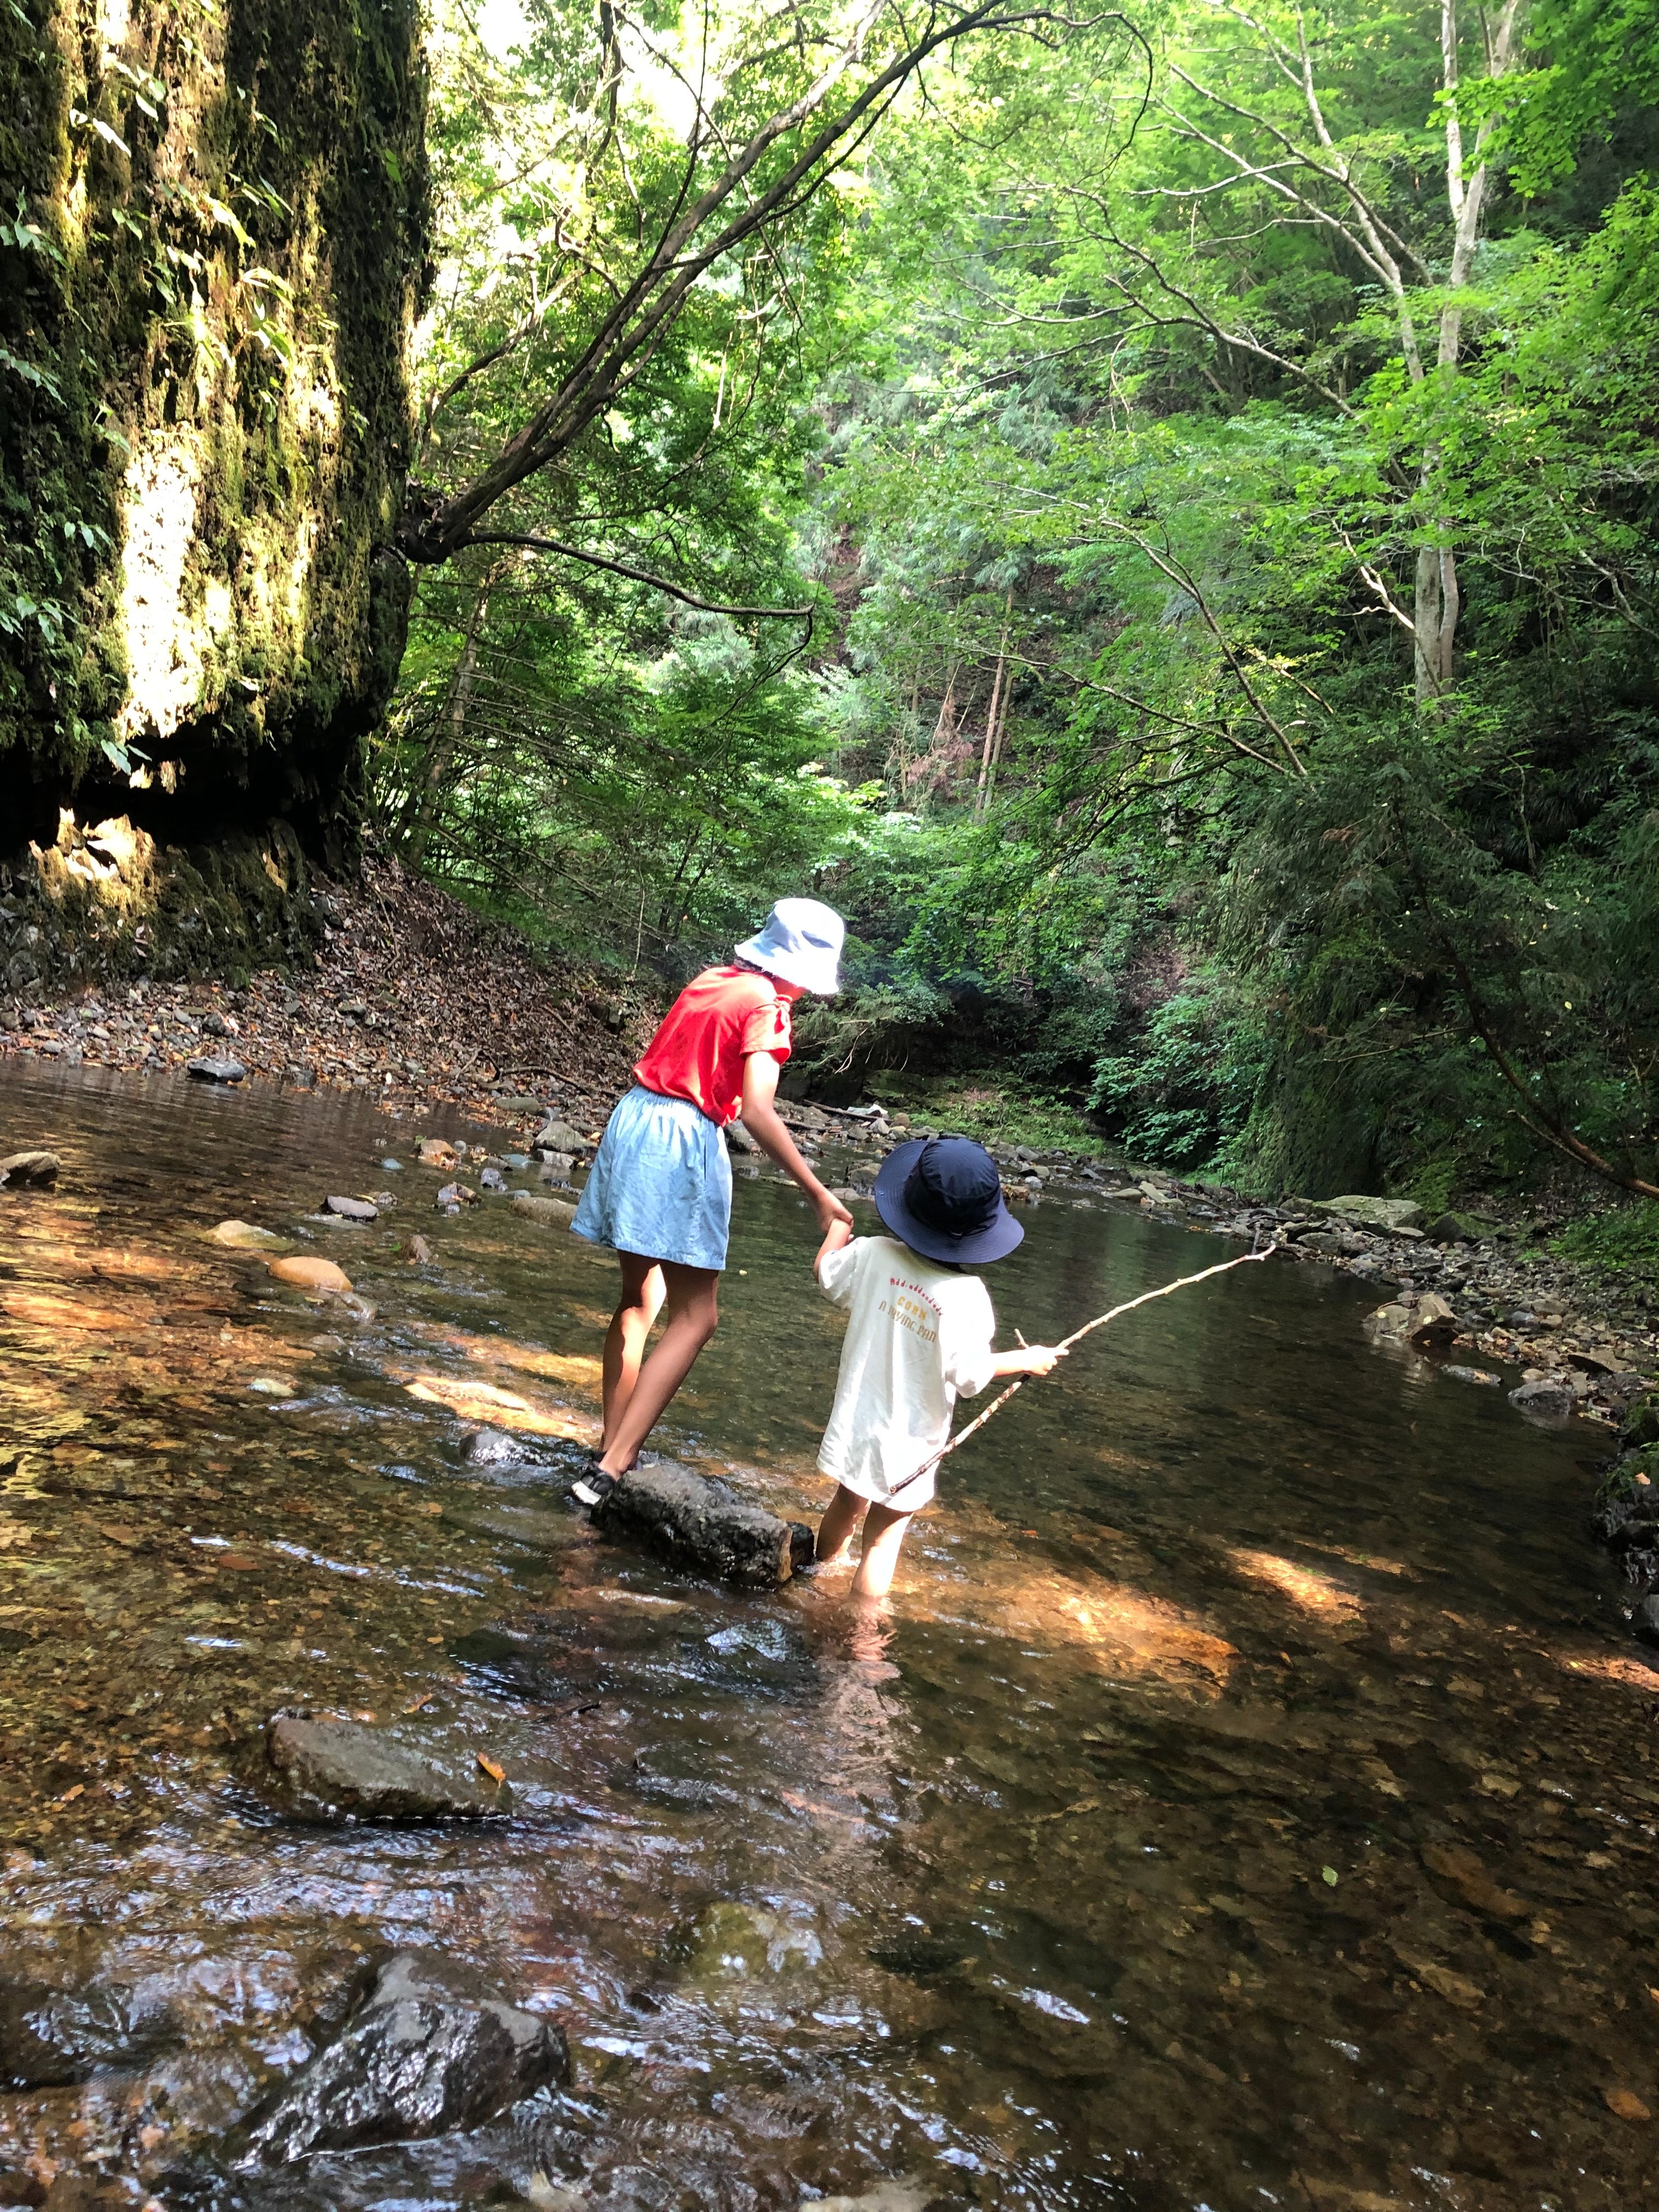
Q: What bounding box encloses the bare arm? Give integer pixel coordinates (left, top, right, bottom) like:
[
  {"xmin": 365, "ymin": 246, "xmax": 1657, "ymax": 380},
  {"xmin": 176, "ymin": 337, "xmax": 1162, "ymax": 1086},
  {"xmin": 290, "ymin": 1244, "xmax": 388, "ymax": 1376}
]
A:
[
  {"xmin": 990, "ymin": 1343, "xmax": 1067, "ymax": 1378},
  {"xmin": 740, "ymin": 1052, "xmax": 854, "ymax": 1232},
  {"xmin": 815, "ymin": 1215, "xmax": 854, "ymax": 1279}
]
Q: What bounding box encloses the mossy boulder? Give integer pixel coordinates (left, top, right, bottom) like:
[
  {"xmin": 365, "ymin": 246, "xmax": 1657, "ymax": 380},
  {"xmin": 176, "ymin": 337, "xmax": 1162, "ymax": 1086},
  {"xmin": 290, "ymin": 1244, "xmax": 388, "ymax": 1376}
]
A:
[{"xmin": 1, "ymin": 0, "xmax": 428, "ymax": 857}]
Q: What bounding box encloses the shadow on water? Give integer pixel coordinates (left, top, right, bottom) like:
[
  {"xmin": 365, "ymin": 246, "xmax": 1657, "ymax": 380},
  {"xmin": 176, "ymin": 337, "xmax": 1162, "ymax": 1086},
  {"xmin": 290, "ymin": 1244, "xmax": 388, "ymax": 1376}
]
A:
[{"xmin": 1, "ymin": 1060, "xmax": 1656, "ymax": 2210}]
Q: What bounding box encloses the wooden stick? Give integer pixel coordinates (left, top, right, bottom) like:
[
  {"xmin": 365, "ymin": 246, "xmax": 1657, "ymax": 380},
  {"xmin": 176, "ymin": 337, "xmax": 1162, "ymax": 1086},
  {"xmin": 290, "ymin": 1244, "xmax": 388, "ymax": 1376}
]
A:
[{"xmin": 885, "ymin": 1244, "xmax": 1274, "ymax": 1502}]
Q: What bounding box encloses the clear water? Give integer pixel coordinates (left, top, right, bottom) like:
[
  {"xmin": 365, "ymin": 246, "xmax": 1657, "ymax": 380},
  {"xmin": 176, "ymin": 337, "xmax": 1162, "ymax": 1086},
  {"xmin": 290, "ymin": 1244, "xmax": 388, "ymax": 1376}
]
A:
[{"xmin": 1, "ymin": 1061, "xmax": 1654, "ymax": 2211}]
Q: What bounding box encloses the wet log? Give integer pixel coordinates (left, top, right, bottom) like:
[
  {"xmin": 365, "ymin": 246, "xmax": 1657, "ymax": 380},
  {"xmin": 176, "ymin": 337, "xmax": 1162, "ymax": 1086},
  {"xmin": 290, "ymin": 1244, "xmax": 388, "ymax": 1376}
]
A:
[{"xmin": 596, "ymin": 1459, "xmax": 813, "ymax": 1587}]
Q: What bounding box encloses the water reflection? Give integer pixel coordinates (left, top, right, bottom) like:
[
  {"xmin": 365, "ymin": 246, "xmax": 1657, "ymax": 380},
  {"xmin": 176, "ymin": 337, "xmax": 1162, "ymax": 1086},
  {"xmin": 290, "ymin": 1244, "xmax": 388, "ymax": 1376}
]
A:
[{"xmin": 1, "ymin": 1060, "xmax": 1654, "ymax": 2210}]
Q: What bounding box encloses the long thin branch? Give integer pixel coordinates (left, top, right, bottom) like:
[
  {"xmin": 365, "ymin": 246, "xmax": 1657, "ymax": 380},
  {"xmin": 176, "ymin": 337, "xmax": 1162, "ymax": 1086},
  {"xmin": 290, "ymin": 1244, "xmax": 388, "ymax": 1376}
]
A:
[{"xmin": 466, "ymin": 532, "xmax": 814, "ymax": 629}]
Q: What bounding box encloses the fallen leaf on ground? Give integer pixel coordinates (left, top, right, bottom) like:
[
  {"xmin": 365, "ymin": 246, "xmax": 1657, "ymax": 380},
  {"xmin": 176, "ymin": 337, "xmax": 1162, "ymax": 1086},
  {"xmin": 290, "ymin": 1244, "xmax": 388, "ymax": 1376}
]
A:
[
  {"xmin": 219, "ymin": 1553, "xmax": 262, "ymax": 1570},
  {"xmin": 1392, "ymin": 1946, "xmax": 1483, "ymax": 2008},
  {"xmin": 1419, "ymin": 1841, "xmax": 1529, "ymax": 1922}
]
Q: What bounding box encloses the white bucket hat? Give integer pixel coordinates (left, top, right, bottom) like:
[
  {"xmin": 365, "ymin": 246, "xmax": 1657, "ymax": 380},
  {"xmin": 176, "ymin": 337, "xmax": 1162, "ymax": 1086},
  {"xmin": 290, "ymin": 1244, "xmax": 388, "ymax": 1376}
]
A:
[{"xmin": 734, "ymin": 897, "xmax": 844, "ymax": 996}]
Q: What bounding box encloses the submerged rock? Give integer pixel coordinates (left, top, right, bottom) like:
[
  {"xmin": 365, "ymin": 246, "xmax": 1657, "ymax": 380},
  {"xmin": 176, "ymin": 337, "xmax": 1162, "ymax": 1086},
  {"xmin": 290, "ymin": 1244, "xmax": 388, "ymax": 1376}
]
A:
[
  {"xmin": 671, "ymin": 1900, "xmax": 824, "ymax": 1984},
  {"xmin": 239, "ymin": 1950, "xmax": 567, "ymax": 2163},
  {"xmin": 208, "ymin": 1218, "xmax": 294, "ymax": 1252},
  {"xmin": 1442, "ymin": 1364, "xmax": 1501, "ymax": 1387},
  {"xmin": 186, "ymin": 1054, "xmax": 247, "ymax": 1083},
  {"xmin": 435, "ymin": 1181, "xmax": 477, "ymax": 1209},
  {"xmin": 725, "ymin": 1118, "xmax": 758, "ymax": 1154},
  {"xmin": 417, "ymin": 1137, "xmax": 458, "ymax": 1168},
  {"xmin": 259, "ymin": 1712, "xmax": 512, "ymax": 1823},
  {"xmin": 0, "ymin": 1149, "xmax": 59, "ymax": 1188},
  {"xmin": 511, "ymin": 1191, "xmax": 575, "ymax": 1227},
  {"xmin": 0, "ymin": 1977, "xmax": 138, "ymax": 2088},
  {"xmin": 267, "ymin": 1255, "xmax": 353, "ymax": 1295},
  {"xmin": 1362, "ymin": 1291, "xmax": 1458, "ymax": 1351},
  {"xmin": 596, "ymin": 1459, "xmax": 813, "ymax": 1587}
]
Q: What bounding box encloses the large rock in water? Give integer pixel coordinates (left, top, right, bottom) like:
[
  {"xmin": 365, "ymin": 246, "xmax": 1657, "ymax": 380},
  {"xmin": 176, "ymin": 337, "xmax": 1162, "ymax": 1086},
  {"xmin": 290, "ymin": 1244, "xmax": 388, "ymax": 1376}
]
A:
[
  {"xmin": 1362, "ymin": 1291, "xmax": 1458, "ymax": 1351},
  {"xmin": 260, "ymin": 1713, "xmax": 511, "ymax": 1823},
  {"xmin": 239, "ymin": 1951, "xmax": 568, "ymax": 2164},
  {"xmin": 596, "ymin": 1460, "xmax": 813, "ymax": 1587}
]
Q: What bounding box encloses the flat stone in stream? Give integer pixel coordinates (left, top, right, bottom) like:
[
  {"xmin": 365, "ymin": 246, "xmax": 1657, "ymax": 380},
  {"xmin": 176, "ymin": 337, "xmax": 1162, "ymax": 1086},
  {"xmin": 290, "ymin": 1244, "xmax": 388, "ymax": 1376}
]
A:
[
  {"xmin": 596, "ymin": 1459, "xmax": 813, "ymax": 1587},
  {"xmin": 238, "ymin": 1950, "xmax": 568, "ymax": 2164},
  {"xmin": 259, "ymin": 1712, "xmax": 512, "ymax": 1823}
]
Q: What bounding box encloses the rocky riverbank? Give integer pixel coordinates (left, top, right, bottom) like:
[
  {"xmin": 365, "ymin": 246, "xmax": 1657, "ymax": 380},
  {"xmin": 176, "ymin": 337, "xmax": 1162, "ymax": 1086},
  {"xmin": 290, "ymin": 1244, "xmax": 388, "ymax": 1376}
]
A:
[{"xmin": 0, "ymin": 852, "xmax": 643, "ymax": 1130}]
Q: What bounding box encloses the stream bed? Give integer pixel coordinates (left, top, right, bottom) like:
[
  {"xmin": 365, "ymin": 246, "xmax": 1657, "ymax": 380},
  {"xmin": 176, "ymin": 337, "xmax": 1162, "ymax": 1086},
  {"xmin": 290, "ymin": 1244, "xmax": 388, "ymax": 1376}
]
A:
[{"xmin": 1, "ymin": 1061, "xmax": 1655, "ymax": 2212}]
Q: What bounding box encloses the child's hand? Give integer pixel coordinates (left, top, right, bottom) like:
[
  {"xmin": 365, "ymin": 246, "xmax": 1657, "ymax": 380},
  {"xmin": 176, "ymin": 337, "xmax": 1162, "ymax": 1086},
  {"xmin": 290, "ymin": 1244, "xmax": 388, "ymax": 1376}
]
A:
[
  {"xmin": 1020, "ymin": 1344, "xmax": 1066, "ymax": 1377},
  {"xmin": 816, "ymin": 1189, "xmax": 855, "ymax": 1232}
]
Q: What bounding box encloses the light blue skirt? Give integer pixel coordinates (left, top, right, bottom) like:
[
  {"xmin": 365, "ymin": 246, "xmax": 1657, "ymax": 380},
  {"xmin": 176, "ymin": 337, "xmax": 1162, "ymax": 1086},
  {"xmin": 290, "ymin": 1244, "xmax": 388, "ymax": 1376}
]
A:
[{"xmin": 571, "ymin": 1085, "xmax": 733, "ymax": 1271}]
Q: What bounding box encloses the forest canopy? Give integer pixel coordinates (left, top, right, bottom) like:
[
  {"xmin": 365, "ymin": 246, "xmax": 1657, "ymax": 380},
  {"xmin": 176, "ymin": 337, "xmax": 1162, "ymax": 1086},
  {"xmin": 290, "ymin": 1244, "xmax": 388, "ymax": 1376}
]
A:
[{"xmin": 371, "ymin": 0, "xmax": 1659, "ymax": 1204}]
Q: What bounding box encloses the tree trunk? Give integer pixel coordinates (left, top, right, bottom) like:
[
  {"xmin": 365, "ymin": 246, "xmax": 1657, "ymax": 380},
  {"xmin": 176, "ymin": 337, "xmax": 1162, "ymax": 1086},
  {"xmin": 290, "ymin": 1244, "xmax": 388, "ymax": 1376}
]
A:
[
  {"xmin": 973, "ymin": 596, "xmax": 1013, "ymax": 820},
  {"xmin": 404, "ymin": 577, "xmax": 494, "ymax": 866}
]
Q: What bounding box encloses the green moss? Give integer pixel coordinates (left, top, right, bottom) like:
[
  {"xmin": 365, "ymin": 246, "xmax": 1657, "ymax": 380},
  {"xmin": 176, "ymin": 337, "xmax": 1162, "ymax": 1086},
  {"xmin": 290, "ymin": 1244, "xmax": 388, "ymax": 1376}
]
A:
[{"xmin": 0, "ymin": 0, "xmax": 428, "ymax": 851}]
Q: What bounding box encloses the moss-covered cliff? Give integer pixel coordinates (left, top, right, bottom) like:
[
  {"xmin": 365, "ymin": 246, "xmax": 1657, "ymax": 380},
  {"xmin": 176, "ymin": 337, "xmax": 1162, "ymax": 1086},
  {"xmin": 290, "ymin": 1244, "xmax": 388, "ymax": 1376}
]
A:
[{"xmin": 0, "ymin": 0, "xmax": 428, "ymax": 863}]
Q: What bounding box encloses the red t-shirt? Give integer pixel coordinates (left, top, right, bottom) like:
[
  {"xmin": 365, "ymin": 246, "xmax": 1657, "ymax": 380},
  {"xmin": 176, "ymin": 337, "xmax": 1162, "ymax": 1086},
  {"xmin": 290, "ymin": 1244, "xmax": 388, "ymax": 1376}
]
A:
[{"xmin": 634, "ymin": 965, "xmax": 793, "ymax": 1126}]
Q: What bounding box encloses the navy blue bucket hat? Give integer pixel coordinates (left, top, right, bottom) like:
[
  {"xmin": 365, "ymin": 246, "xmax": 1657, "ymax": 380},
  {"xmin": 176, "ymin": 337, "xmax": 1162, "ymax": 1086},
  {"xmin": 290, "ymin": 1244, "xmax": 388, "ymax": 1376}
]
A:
[{"xmin": 873, "ymin": 1136, "xmax": 1024, "ymax": 1266}]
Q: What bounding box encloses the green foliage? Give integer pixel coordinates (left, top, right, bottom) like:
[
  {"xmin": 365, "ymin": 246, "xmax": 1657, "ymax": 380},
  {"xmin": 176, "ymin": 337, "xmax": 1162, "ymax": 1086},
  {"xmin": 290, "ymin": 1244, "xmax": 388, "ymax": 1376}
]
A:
[
  {"xmin": 1090, "ymin": 975, "xmax": 1272, "ymax": 1173},
  {"xmin": 1551, "ymin": 1205, "xmax": 1659, "ymax": 1300}
]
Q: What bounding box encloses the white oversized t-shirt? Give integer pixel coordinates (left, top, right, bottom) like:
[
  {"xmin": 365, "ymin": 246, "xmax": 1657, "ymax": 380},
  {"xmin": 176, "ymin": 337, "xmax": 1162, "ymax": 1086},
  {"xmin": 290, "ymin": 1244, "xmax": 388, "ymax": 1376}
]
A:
[{"xmin": 816, "ymin": 1235, "xmax": 999, "ymax": 1508}]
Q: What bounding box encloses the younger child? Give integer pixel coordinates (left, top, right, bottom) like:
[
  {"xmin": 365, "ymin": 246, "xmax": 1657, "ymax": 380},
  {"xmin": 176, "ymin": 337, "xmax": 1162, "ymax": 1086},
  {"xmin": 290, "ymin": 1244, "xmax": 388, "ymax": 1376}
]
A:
[{"xmin": 813, "ymin": 1135, "xmax": 1064, "ymax": 1599}]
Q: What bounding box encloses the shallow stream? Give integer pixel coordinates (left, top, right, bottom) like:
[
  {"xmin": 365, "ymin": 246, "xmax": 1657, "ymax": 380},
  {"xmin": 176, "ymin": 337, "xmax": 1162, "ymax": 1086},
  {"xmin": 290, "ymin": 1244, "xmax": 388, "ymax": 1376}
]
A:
[{"xmin": 1, "ymin": 1063, "xmax": 1655, "ymax": 2211}]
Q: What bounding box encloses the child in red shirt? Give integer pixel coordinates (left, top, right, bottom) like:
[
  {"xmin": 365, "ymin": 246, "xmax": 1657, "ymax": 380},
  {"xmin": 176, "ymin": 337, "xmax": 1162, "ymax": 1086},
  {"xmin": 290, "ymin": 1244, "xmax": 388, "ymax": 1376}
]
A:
[{"xmin": 571, "ymin": 899, "xmax": 851, "ymax": 1494}]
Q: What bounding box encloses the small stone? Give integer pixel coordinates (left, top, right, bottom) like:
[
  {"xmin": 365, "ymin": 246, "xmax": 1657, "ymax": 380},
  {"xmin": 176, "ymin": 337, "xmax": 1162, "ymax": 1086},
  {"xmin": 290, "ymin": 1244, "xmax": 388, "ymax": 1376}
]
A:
[
  {"xmin": 408, "ymin": 1234, "xmax": 432, "ymax": 1264},
  {"xmin": 1442, "ymin": 1364, "xmax": 1500, "ymax": 1387},
  {"xmin": 268, "ymin": 1256, "xmax": 353, "ymax": 1295},
  {"xmin": 338, "ymin": 999, "xmax": 369, "ymax": 1019},
  {"xmin": 492, "ymin": 1092, "xmax": 545, "ymax": 1114},
  {"xmin": 0, "ymin": 1150, "xmax": 60, "ymax": 1188},
  {"xmin": 1509, "ymin": 1377, "xmax": 1576, "ymax": 1422},
  {"xmin": 187, "ymin": 1056, "xmax": 247, "ymax": 1084},
  {"xmin": 323, "ymin": 1195, "xmax": 379, "ymax": 1222},
  {"xmin": 478, "ymin": 1166, "xmax": 506, "ymax": 1192},
  {"xmin": 380, "ymin": 1158, "xmax": 403, "ymax": 1171},
  {"xmin": 436, "ymin": 1182, "xmax": 477, "ymax": 1209},
  {"xmin": 201, "ymin": 1009, "xmax": 238, "ymax": 1037}
]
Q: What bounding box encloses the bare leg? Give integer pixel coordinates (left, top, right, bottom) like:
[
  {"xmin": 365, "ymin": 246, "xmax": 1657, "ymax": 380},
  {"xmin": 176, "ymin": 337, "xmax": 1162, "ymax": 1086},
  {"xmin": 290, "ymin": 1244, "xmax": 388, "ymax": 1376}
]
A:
[
  {"xmin": 601, "ymin": 1252, "xmax": 666, "ymax": 1452},
  {"xmin": 851, "ymin": 1502, "xmax": 912, "ymax": 1600},
  {"xmin": 595, "ymin": 1260, "xmax": 720, "ymax": 1476},
  {"xmin": 815, "ymin": 1484, "xmax": 867, "ymax": 1566}
]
